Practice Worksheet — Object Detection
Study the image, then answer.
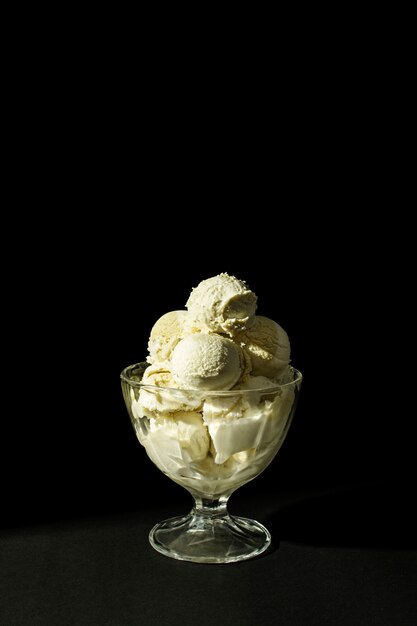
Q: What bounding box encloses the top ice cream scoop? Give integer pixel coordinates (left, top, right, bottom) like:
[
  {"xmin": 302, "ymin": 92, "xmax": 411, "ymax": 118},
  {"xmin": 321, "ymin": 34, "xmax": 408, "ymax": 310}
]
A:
[{"xmin": 186, "ymin": 273, "xmax": 257, "ymax": 337}]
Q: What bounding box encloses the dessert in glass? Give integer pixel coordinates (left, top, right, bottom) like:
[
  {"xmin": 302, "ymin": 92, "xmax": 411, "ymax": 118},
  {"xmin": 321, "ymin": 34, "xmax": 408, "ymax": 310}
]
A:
[{"xmin": 120, "ymin": 274, "xmax": 302, "ymax": 563}]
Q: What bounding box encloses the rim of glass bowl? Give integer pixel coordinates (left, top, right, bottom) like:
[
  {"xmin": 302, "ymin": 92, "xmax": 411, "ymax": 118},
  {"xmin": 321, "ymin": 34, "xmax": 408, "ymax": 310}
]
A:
[{"xmin": 120, "ymin": 362, "xmax": 302, "ymax": 396}]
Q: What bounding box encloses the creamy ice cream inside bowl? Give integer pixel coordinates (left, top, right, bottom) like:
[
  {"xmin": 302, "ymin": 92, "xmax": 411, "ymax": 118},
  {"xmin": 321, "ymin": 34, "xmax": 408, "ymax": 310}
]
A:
[
  {"xmin": 120, "ymin": 273, "xmax": 302, "ymax": 563},
  {"xmin": 122, "ymin": 362, "xmax": 302, "ymax": 499}
]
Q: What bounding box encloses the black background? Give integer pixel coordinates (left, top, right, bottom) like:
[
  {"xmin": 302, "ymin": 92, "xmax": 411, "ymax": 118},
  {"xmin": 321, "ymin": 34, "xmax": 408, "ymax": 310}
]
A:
[{"xmin": 2, "ymin": 50, "xmax": 415, "ymax": 622}]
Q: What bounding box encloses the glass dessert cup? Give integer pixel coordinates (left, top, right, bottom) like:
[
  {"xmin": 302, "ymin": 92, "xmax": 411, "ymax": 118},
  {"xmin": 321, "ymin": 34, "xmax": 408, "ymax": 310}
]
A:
[{"xmin": 121, "ymin": 362, "xmax": 302, "ymax": 564}]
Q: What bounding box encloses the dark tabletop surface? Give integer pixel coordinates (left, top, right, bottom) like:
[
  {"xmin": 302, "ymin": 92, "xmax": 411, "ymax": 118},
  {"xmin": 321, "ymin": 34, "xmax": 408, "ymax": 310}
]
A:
[{"xmin": 2, "ymin": 483, "xmax": 416, "ymax": 626}]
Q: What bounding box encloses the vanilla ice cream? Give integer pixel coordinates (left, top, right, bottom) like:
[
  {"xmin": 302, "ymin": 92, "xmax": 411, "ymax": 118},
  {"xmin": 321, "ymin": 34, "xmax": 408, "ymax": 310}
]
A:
[
  {"xmin": 235, "ymin": 316, "xmax": 291, "ymax": 378},
  {"xmin": 141, "ymin": 411, "xmax": 210, "ymax": 470},
  {"xmin": 202, "ymin": 384, "xmax": 294, "ymax": 464},
  {"xmin": 186, "ymin": 273, "xmax": 257, "ymax": 336},
  {"xmin": 133, "ymin": 367, "xmax": 202, "ymax": 414},
  {"xmin": 147, "ymin": 310, "xmax": 190, "ymax": 365},
  {"xmin": 128, "ymin": 273, "xmax": 300, "ymax": 497},
  {"xmin": 171, "ymin": 333, "xmax": 244, "ymax": 391}
]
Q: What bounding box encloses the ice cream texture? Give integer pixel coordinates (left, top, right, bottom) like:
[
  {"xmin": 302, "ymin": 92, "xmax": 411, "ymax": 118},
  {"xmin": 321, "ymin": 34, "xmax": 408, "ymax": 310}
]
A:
[
  {"xmin": 186, "ymin": 273, "xmax": 257, "ymax": 336},
  {"xmin": 171, "ymin": 333, "xmax": 245, "ymax": 391},
  {"xmin": 131, "ymin": 273, "xmax": 296, "ymax": 495}
]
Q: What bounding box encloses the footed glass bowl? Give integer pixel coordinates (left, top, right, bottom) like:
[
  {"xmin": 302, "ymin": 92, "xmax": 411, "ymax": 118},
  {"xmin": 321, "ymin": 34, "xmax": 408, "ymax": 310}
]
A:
[{"xmin": 120, "ymin": 362, "xmax": 302, "ymax": 563}]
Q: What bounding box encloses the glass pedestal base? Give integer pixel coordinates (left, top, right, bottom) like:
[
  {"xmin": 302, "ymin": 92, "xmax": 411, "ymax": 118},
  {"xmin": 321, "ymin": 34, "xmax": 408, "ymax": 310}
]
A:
[{"xmin": 149, "ymin": 510, "xmax": 271, "ymax": 564}]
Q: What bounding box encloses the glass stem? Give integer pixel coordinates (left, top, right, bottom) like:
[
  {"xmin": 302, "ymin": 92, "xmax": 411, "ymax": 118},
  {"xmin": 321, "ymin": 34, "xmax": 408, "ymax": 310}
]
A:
[{"xmin": 193, "ymin": 495, "xmax": 229, "ymax": 518}]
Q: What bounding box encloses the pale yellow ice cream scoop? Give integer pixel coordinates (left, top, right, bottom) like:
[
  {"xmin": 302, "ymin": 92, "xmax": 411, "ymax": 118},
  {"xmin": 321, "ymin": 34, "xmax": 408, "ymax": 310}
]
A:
[
  {"xmin": 186, "ymin": 273, "xmax": 257, "ymax": 337},
  {"xmin": 147, "ymin": 310, "xmax": 190, "ymax": 364},
  {"xmin": 235, "ymin": 315, "xmax": 290, "ymax": 378},
  {"xmin": 171, "ymin": 333, "xmax": 244, "ymax": 391}
]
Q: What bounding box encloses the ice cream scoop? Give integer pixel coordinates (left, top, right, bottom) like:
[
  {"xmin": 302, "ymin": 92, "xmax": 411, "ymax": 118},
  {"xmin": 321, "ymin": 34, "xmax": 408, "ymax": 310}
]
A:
[
  {"xmin": 171, "ymin": 333, "xmax": 244, "ymax": 391},
  {"xmin": 147, "ymin": 310, "xmax": 190, "ymax": 364},
  {"xmin": 186, "ymin": 273, "xmax": 257, "ymax": 337},
  {"xmin": 235, "ymin": 316, "xmax": 290, "ymax": 378}
]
